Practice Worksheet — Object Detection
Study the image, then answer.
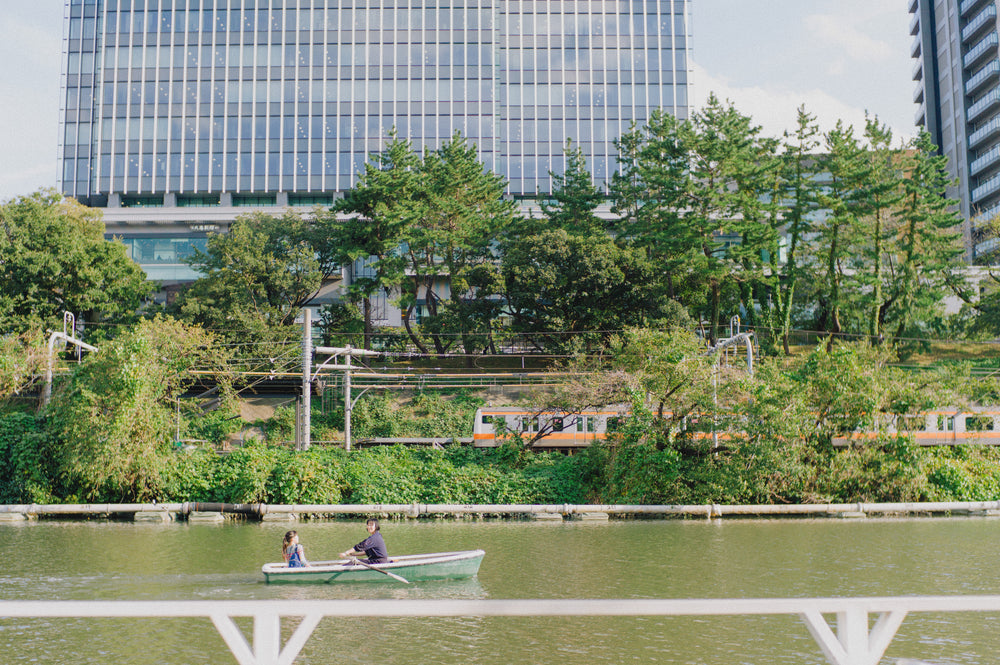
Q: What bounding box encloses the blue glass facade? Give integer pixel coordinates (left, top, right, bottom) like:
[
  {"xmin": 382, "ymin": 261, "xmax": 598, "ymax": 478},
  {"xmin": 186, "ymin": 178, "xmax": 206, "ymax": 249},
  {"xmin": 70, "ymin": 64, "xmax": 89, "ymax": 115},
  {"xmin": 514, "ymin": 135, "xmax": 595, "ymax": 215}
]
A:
[{"xmin": 60, "ymin": 0, "xmax": 691, "ymax": 206}]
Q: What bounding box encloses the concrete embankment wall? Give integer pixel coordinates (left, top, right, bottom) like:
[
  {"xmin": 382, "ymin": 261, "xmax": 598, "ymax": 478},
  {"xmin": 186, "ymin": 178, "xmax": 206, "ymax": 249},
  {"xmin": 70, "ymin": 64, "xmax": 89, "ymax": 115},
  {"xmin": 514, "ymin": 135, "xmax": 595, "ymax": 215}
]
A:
[{"xmin": 2, "ymin": 500, "xmax": 1000, "ymax": 521}]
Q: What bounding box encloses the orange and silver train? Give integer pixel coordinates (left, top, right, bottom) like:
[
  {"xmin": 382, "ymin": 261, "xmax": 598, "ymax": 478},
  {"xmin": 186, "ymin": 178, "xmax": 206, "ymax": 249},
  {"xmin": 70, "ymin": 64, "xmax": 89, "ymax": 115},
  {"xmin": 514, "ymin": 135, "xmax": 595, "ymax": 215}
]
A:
[
  {"xmin": 830, "ymin": 407, "xmax": 1000, "ymax": 447},
  {"xmin": 473, "ymin": 406, "xmax": 1000, "ymax": 449},
  {"xmin": 472, "ymin": 406, "xmax": 628, "ymax": 449}
]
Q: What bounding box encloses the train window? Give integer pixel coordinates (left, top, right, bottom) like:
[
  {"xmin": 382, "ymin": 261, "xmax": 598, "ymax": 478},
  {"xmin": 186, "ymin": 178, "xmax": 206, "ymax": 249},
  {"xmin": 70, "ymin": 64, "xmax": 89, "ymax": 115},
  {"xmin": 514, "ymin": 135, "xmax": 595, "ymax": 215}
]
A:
[
  {"xmin": 937, "ymin": 415, "xmax": 955, "ymax": 432},
  {"xmin": 586, "ymin": 416, "xmax": 597, "ymax": 433},
  {"xmin": 897, "ymin": 415, "xmax": 926, "ymax": 431},
  {"xmin": 967, "ymin": 416, "xmax": 994, "ymax": 432},
  {"xmin": 551, "ymin": 417, "xmax": 563, "ymax": 432},
  {"xmin": 481, "ymin": 415, "xmax": 491, "ymax": 425},
  {"xmin": 575, "ymin": 417, "xmax": 584, "ymax": 433}
]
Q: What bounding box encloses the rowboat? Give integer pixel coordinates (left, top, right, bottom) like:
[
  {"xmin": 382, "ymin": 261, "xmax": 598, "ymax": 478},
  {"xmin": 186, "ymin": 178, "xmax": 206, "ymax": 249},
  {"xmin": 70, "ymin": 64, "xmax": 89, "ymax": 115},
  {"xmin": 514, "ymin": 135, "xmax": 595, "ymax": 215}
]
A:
[{"xmin": 261, "ymin": 549, "xmax": 485, "ymax": 584}]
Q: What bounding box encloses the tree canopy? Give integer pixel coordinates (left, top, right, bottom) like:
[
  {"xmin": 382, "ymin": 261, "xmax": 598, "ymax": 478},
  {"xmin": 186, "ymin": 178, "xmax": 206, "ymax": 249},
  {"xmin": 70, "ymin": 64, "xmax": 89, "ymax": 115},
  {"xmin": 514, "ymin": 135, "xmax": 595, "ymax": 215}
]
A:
[{"xmin": 0, "ymin": 190, "xmax": 152, "ymax": 334}]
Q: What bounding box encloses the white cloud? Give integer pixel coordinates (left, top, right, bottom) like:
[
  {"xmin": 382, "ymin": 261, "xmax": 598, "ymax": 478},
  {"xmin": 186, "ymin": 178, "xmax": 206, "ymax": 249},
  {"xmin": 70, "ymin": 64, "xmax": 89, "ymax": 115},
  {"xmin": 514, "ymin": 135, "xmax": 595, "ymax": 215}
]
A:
[
  {"xmin": 803, "ymin": 12, "xmax": 895, "ymax": 64},
  {"xmin": 690, "ymin": 63, "xmax": 916, "ymax": 145}
]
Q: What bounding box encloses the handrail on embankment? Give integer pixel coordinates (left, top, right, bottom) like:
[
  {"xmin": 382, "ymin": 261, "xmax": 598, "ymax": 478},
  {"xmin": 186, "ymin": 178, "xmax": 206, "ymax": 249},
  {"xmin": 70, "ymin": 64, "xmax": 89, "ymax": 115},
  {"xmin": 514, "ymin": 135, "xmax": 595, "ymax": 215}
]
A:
[
  {"xmin": 2, "ymin": 500, "xmax": 1000, "ymax": 519},
  {"xmin": 1, "ymin": 596, "xmax": 997, "ymax": 665}
]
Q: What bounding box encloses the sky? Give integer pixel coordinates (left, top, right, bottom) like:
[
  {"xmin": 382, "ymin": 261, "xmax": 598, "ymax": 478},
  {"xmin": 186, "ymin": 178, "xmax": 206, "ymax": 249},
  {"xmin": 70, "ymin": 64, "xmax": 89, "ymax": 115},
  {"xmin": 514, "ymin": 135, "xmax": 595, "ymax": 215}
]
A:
[{"xmin": 0, "ymin": 1, "xmax": 917, "ymax": 202}]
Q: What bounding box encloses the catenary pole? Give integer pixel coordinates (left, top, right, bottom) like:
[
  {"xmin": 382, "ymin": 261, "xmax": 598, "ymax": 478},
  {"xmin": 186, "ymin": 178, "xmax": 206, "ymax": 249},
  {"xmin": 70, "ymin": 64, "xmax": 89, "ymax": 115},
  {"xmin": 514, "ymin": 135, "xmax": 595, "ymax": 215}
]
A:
[{"xmin": 301, "ymin": 308, "xmax": 312, "ymax": 451}]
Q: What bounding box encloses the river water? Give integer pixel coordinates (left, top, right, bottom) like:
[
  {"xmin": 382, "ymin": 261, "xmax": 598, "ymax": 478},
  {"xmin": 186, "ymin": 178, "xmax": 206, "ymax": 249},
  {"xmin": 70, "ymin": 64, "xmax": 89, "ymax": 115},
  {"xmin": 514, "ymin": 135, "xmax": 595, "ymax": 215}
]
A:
[{"xmin": 1, "ymin": 516, "xmax": 999, "ymax": 664}]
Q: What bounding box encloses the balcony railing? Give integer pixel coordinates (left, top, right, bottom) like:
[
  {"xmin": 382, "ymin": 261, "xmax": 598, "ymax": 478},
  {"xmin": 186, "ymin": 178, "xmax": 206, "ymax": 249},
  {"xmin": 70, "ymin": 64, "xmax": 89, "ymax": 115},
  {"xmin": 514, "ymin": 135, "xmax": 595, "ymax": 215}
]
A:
[
  {"xmin": 972, "ymin": 172, "xmax": 1000, "ymax": 201},
  {"xmin": 969, "ymin": 113, "xmax": 1000, "ymax": 147},
  {"xmin": 967, "ymin": 59, "xmax": 1000, "ymax": 95},
  {"xmin": 964, "ymin": 31, "xmax": 999, "ymax": 70},
  {"xmin": 963, "ymin": 3, "xmax": 998, "ymax": 42},
  {"xmin": 961, "ymin": 0, "xmax": 993, "ymax": 18},
  {"xmin": 971, "ymin": 144, "xmax": 1000, "ymax": 175},
  {"xmin": 968, "ymin": 85, "xmax": 1000, "ymax": 121},
  {"xmin": 910, "ymin": 11, "xmax": 920, "ymax": 36},
  {"xmin": 913, "ymin": 57, "xmax": 924, "ymax": 81}
]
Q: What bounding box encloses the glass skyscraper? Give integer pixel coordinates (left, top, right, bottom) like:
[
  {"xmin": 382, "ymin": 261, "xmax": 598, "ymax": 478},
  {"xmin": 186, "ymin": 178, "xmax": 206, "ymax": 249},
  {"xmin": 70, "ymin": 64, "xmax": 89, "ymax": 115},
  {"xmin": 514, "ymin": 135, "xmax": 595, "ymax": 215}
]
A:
[{"xmin": 59, "ymin": 0, "xmax": 691, "ymax": 281}]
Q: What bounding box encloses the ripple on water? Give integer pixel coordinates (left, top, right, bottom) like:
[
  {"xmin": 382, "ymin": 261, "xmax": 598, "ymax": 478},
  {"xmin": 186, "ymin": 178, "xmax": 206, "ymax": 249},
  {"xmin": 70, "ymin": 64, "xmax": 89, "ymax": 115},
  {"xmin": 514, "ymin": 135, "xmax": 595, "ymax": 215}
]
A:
[{"xmin": 0, "ymin": 517, "xmax": 998, "ymax": 663}]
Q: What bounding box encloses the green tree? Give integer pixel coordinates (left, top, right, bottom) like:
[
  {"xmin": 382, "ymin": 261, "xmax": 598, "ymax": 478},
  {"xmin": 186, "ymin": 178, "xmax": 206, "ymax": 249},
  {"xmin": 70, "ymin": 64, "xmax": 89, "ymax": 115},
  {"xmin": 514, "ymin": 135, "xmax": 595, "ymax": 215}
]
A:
[
  {"xmin": 857, "ymin": 116, "xmax": 905, "ymax": 340},
  {"xmin": 610, "ymin": 97, "xmax": 778, "ymax": 343},
  {"xmin": 887, "ymin": 131, "xmax": 964, "ymax": 341},
  {"xmin": 773, "ymin": 107, "xmax": 822, "ymax": 354},
  {"xmin": 334, "ymin": 132, "xmax": 518, "ymax": 355},
  {"xmin": 813, "ymin": 122, "xmax": 871, "ymax": 339},
  {"xmin": 172, "ymin": 211, "xmax": 335, "ymax": 348},
  {"xmin": 45, "ymin": 316, "xmax": 229, "ymax": 501},
  {"xmin": 680, "ymin": 95, "xmax": 779, "ymax": 342},
  {"xmin": 404, "ymin": 133, "xmax": 518, "ymax": 354},
  {"xmin": 0, "ymin": 328, "xmax": 49, "ymax": 403},
  {"xmin": 325, "ymin": 133, "xmax": 423, "ymax": 348},
  {"xmin": 537, "ymin": 140, "xmax": 605, "ymax": 236},
  {"xmin": 0, "ymin": 190, "xmax": 152, "ymax": 334},
  {"xmin": 610, "ymin": 110, "xmax": 691, "ymax": 302},
  {"xmin": 501, "ymin": 230, "xmax": 677, "ymax": 353}
]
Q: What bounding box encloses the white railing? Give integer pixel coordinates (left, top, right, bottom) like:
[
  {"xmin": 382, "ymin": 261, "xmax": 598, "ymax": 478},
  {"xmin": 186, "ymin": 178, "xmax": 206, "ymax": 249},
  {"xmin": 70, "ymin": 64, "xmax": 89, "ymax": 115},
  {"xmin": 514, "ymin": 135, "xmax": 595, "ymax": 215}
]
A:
[{"xmin": 1, "ymin": 596, "xmax": 999, "ymax": 665}]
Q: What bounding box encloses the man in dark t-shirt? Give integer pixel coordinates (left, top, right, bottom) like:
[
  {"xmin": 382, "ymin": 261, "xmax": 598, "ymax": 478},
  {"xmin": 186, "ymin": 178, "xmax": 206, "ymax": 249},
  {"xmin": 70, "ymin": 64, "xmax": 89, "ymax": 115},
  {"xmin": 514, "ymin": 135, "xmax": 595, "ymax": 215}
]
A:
[{"xmin": 340, "ymin": 518, "xmax": 389, "ymax": 564}]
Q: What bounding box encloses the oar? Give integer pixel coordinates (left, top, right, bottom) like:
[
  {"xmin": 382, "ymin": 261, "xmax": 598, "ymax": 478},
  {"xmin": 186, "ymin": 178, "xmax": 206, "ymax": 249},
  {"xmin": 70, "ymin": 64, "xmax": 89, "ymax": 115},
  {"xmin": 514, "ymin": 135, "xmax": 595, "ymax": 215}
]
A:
[{"xmin": 350, "ymin": 557, "xmax": 409, "ymax": 584}]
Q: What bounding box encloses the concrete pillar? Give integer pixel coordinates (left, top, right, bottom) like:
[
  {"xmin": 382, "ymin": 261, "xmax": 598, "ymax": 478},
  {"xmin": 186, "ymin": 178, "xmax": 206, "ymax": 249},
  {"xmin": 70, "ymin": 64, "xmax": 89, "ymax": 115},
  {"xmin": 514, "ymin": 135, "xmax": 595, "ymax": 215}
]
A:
[
  {"xmin": 576, "ymin": 512, "xmax": 610, "ymax": 522},
  {"xmin": 134, "ymin": 511, "xmax": 173, "ymax": 523},
  {"xmin": 188, "ymin": 511, "xmax": 226, "ymax": 523},
  {"xmin": 261, "ymin": 512, "xmax": 296, "ymax": 522}
]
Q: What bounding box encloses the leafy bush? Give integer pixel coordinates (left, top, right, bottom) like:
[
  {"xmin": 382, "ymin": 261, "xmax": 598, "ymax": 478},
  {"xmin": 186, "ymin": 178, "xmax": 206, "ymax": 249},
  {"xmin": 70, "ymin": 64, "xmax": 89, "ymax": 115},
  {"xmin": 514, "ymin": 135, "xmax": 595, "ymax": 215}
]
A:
[
  {"xmin": 267, "ymin": 449, "xmax": 344, "ymax": 504},
  {"xmin": 212, "ymin": 442, "xmax": 279, "ymax": 503},
  {"xmin": 0, "ymin": 412, "xmax": 54, "ymax": 503},
  {"xmin": 185, "ymin": 405, "xmax": 242, "ymax": 446},
  {"xmin": 160, "ymin": 447, "xmax": 218, "ymax": 502},
  {"xmin": 925, "ymin": 450, "xmax": 1000, "ymax": 501}
]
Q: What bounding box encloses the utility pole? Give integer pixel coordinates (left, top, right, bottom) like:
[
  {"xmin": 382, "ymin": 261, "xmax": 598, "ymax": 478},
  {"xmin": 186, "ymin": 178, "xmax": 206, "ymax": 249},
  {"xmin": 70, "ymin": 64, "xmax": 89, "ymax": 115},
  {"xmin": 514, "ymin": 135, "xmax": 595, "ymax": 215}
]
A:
[
  {"xmin": 41, "ymin": 313, "xmax": 98, "ymax": 409},
  {"xmin": 314, "ymin": 345, "xmax": 381, "ymax": 451},
  {"xmin": 705, "ymin": 316, "xmax": 755, "ymax": 450},
  {"xmin": 300, "ymin": 308, "xmax": 312, "ymax": 451}
]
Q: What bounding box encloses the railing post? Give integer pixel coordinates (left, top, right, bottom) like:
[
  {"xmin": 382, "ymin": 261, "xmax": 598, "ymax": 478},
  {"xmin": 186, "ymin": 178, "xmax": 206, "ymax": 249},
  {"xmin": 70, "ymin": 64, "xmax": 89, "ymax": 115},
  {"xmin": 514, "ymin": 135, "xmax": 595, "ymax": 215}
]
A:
[
  {"xmin": 255, "ymin": 611, "xmax": 281, "ymax": 665},
  {"xmin": 837, "ymin": 608, "xmax": 869, "ymax": 664},
  {"xmin": 801, "ymin": 606, "xmax": 907, "ymax": 665}
]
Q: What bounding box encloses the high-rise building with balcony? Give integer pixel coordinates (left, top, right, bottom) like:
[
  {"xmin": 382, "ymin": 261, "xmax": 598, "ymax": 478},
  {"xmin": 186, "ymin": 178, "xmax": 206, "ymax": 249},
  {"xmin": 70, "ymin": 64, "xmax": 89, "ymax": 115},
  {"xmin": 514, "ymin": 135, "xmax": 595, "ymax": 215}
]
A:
[
  {"xmin": 910, "ymin": 0, "xmax": 1000, "ymax": 258},
  {"xmin": 59, "ymin": 0, "xmax": 692, "ymax": 285}
]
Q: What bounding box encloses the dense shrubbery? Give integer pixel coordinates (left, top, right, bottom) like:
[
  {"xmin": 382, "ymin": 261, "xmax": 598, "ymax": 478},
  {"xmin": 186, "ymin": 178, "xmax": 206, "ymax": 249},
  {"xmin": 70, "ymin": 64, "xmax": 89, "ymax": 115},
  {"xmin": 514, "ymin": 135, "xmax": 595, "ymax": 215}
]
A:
[
  {"xmin": 8, "ymin": 322, "xmax": 1000, "ymax": 507},
  {"xmin": 8, "ymin": 403, "xmax": 1000, "ymax": 506},
  {"xmin": 152, "ymin": 442, "xmax": 592, "ymax": 505}
]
